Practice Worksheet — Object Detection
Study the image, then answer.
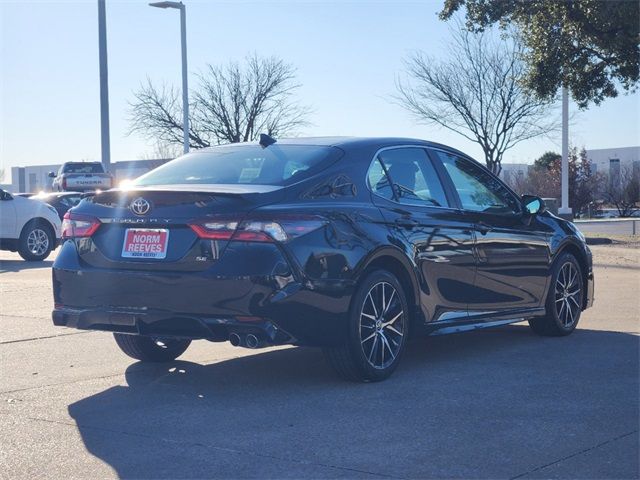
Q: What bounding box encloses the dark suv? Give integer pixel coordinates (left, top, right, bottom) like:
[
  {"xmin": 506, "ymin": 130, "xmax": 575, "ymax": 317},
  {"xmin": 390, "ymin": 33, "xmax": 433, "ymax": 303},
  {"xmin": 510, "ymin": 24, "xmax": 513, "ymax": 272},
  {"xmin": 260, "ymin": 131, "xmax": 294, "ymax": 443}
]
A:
[{"xmin": 52, "ymin": 137, "xmax": 594, "ymax": 381}]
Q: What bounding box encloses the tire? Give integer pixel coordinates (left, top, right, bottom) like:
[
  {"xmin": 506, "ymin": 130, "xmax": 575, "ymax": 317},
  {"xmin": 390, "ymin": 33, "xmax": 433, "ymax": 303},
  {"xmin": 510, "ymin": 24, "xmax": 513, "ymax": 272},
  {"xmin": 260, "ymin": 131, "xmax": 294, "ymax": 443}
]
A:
[
  {"xmin": 529, "ymin": 253, "xmax": 584, "ymax": 336},
  {"xmin": 324, "ymin": 269, "xmax": 409, "ymax": 382},
  {"xmin": 18, "ymin": 220, "xmax": 54, "ymax": 261},
  {"xmin": 113, "ymin": 333, "xmax": 191, "ymax": 362}
]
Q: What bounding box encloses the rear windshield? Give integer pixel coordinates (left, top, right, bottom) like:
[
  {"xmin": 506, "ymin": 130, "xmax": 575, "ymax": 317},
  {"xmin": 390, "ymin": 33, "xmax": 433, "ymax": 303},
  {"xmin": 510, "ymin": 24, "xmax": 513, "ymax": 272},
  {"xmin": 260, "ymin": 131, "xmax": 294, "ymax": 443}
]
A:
[
  {"xmin": 133, "ymin": 145, "xmax": 341, "ymax": 187},
  {"xmin": 63, "ymin": 163, "xmax": 104, "ymax": 174}
]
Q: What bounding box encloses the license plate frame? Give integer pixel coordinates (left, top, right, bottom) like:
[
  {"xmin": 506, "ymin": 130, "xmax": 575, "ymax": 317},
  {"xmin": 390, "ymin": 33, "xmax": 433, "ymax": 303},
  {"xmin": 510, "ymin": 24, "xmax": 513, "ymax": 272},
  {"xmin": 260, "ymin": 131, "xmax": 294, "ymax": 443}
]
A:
[{"xmin": 121, "ymin": 228, "xmax": 170, "ymax": 260}]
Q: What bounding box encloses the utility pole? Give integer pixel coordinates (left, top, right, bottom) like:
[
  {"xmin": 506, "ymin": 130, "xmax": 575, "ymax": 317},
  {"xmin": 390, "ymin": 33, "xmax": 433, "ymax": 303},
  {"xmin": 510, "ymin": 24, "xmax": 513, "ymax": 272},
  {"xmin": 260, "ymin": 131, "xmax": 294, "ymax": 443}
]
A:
[
  {"xmin": 558, "ymin": 87, "xmax": 572, "ymax": 218},
  {"xmin": 179, "ymin": 3, "xmax": 189, "ymax": 154},
  {"xmin": 149, "ymin": 1, "xmax": 189, "ymax": 154},
  {"xmin": 98, "ymin": 0, "xmax": 111, "ymax": 172}
]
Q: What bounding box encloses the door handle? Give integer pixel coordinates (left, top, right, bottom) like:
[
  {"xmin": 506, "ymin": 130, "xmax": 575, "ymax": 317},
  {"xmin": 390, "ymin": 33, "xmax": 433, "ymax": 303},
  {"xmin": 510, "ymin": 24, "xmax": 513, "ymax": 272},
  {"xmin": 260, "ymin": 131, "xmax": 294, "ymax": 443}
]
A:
[
  {"xmin": 395, "ymin": 218, "xmax": 419, "ymax": 229},
  {"xmin": 476, "ymin": 222, "xmax": 492, "ymax": 235}
]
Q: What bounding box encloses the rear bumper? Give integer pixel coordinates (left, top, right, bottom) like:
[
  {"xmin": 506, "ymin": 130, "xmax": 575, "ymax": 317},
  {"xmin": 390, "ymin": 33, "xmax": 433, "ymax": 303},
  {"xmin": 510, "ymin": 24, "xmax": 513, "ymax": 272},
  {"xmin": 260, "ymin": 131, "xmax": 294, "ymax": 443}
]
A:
[
  {"xmin": 52, "ymin": 240, "xmax": 353, "ymax": 346},
  {"xmin": 52, "ymin": 306, "xmax": 293, "ymax": 344}
]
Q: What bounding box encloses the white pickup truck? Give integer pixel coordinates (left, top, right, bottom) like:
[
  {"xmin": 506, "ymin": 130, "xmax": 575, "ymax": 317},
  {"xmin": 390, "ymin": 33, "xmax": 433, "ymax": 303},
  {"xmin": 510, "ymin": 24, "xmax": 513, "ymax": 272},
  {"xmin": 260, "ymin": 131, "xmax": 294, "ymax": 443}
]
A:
[{"xmin": 50, "ymin": 162, "xmax": 113, "ymax": 192}]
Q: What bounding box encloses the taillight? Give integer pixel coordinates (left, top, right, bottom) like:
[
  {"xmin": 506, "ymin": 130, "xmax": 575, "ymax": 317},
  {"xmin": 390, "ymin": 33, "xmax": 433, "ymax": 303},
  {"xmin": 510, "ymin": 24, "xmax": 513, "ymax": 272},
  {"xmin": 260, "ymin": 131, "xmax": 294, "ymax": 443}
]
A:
[
  {"xmin": 189, "ymin": 215, "xmax": 326, "ymax": 243},
  {"xmin": 61, "ymin": 177, "xmax": 67, "ymax": 190},
  {"xmin": 61, "ymin": 212, "xmax": 101, "ymax": 239},
  {"xmin": 189, "ymin": 219, "xmax": 238, "ymax": 240}
]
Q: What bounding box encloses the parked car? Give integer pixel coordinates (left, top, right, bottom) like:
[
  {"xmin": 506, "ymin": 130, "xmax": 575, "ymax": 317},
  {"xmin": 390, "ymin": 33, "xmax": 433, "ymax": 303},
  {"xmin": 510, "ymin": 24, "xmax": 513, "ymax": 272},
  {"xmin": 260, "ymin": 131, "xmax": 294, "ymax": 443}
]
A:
[
  {"xmin": 50, "ymin": 162, "xmax": 113, "ymax": 192},
  {"xmin": 0, "ymin": 188, "xmax": 61, "ymax": 261},
  {"xmin": 30, "ymin": 191, "xmax": 84, "ymax": 220},
  {"xmin": 51, "ymin": 137, "xmax": 594, "ymax": 381}
]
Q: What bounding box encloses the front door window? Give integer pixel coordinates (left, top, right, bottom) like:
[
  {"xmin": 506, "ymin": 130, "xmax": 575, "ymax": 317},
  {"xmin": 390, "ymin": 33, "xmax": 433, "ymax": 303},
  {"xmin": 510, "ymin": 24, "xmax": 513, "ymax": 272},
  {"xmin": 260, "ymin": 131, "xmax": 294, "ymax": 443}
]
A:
[{"xmin": 433, "ymin": 151, "xmax": 520, "ymax": 215}]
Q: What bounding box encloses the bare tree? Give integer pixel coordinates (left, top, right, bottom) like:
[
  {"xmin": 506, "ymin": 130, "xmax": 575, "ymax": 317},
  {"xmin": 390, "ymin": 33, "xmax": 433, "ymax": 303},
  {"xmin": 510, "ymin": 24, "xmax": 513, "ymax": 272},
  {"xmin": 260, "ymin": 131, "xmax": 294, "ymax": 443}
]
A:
[
  {"xmin": 605, "ymin": 165, "xmax": 640, "ymax": 217},
  {"xmin": 395, "ymin": 25, "xmax": 559, "ymax": 175},
  {"xmin": 506, "ymin": 147, "xmax": 605, "ymax": 216},
  {"xmin": 138, "ymin": 141, "xmax": 182, "ymax": 161},
  {"xmin": 129, "ymin": 54, "xmax": 311, "ymax": 148}
]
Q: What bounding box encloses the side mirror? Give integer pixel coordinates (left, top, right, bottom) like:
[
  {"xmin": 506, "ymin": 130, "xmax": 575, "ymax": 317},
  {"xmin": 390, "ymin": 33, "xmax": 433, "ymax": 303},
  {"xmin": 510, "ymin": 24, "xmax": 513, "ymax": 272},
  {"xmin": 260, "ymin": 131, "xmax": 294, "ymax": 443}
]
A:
[
  {"xmin": 522, "ymin": 195, "xmax": 545, "ymax": 215},
  {"xmin": 48, "ymin": 172, "xmax": 57, "ymax": 178},
  {"xmin": 0, "ymin": 190, "xmax": 13, "ymax": 201}
]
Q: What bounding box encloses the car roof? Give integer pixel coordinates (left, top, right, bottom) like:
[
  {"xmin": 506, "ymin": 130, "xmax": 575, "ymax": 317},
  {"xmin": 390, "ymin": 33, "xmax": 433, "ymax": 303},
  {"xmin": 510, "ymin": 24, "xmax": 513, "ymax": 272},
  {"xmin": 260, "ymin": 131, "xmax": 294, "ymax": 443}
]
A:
[{"xmin": 197, "ymin": 136, "xmax": 472, "ymax": 159}]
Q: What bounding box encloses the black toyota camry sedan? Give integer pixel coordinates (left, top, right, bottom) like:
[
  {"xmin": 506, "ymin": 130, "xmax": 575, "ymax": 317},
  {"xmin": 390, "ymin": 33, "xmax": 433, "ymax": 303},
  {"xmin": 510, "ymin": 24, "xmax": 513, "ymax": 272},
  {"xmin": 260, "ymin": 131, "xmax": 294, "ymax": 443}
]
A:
[{"xmin": 52, "ymin": 136, "xmax": 594, "ymax": 381}]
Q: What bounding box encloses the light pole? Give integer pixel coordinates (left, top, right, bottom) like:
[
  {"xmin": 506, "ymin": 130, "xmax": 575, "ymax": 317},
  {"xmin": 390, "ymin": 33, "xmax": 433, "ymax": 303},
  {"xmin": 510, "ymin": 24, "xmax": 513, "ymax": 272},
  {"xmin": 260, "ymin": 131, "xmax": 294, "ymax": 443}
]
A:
[
  {"xmin": 98, "ymin": 0, "xmax": 111, "ymax": 172},
  {"xmin": 149, "ymin": 1, "xmax": 190, "ymax": 154},
  {"xmin": 559, "ymin": 87, "xmax": 572, "ymax": 218}
]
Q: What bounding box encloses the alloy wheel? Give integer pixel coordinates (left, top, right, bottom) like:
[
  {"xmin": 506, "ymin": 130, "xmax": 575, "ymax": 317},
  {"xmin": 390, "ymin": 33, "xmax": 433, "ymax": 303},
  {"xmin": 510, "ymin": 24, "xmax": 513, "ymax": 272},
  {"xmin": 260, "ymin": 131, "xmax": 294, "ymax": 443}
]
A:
[
  {"xmin": 359, "ymin": 281, "xmax": 405, "ymax": 369},
  {"xmin": 26, "ymin": 228, "xmax": 49, "ymax": 256},
  {"xmin": 554, "ymin": 262, "xmax": 582, "ymax": 328}
]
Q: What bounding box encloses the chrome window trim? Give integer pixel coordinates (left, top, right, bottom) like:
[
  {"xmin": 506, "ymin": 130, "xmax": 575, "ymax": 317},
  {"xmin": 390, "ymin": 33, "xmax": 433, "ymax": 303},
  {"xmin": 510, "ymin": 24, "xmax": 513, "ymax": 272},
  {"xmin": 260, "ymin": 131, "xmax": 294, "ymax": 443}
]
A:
[{"xmin": 365, "ymin": 145, "xmax": 459, "ymax": 212}]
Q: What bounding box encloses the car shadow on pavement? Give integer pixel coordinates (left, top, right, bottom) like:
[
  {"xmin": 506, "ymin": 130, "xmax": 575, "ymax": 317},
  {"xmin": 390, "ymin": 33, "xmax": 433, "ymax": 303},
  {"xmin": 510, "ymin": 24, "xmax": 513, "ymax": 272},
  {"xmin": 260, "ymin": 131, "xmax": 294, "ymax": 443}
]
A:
[
  {"xmin": 68, "ymin": 325, "xmax": 639, "ymax": 479},
  {"xmin": 0, "ymin": 259, "xmax": 54, "ymax": 273}
]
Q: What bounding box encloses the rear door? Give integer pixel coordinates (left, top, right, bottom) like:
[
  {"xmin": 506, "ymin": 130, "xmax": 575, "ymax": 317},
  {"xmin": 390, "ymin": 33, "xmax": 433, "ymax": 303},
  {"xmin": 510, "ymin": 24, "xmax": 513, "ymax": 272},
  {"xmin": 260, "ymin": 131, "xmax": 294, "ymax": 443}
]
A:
[
  {"xmin": 430, "ymin": 149, "xmax": 551, "ymax": 315},
  {"xmin": 367, "ymin": 146, "xmax": 476, "ymax": 323}
]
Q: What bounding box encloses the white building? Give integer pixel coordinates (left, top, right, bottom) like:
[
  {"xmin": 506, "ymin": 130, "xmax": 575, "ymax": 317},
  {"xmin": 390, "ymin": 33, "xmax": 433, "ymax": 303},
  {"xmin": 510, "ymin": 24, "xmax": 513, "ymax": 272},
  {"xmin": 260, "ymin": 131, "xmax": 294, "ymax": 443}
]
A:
[
  {"xmin": 499, "ymin": 163, "xmax": 530, "ymax": 185},
  {"xmin": 585, "ymin": 146, "xmax": 640, "ymax": 185},
  {"xmin": 9, "ymin": 164, "xmax": 60, "ymax": 193}
]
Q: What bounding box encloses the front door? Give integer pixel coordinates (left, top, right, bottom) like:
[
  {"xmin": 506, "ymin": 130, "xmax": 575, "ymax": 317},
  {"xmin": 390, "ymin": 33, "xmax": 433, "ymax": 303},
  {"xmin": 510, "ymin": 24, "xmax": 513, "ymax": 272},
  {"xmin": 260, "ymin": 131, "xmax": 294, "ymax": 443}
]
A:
[
  {"xmin": 0, "ymin": 190, "xmax": 17, "ymax": 238},
  {"xmin": 430, "ymin": 150, "xmax": 551, "ymax": 316},
  {"xmin": 367, "ymin": 146, "xmax": 476, "ymax": 323}
]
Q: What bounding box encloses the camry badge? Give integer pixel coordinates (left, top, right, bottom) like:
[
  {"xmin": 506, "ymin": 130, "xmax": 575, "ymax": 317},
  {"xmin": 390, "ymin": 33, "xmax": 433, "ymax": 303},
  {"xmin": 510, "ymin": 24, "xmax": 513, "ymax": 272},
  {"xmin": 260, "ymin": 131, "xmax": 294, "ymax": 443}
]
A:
[{"xmin": 130, "ymin": 197, "xmax": 151, "ymax": 215}]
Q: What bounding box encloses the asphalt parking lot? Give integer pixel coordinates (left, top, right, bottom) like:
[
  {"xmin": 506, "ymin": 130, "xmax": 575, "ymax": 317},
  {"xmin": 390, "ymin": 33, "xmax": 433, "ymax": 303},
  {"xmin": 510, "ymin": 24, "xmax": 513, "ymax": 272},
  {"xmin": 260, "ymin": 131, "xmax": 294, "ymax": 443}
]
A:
[{"xmin": 1, "ymin": 244, "xmax": 638, "ymax": 479}]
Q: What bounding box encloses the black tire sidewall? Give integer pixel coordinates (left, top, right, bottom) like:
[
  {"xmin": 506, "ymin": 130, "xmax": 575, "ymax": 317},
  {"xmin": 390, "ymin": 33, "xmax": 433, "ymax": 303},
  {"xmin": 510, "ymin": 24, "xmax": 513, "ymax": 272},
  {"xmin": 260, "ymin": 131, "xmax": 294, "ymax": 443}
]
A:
[
  {"xmin": 346, "ymin": 269, "xmax": 409, "ymax": 381},
  {"xmin": 113, "ymin": 333, "xmax": 191, "ymax": 362},
  {"xmin": 546, "ymin": 253, "xmax": 584, "ymax": 334},
  {"xmin": 18, "ymin": 221, "xmax": 54, "ymax": 261}
]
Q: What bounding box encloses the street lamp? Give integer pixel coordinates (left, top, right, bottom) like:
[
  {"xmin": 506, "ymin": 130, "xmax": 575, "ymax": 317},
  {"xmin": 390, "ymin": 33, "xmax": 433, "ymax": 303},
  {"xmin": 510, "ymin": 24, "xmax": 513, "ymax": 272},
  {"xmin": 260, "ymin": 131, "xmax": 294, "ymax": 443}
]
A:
[
  {"xmin": 149, "ymin": 1, "xmax": 190, "ymax": 154},
  {"xmin": 559, "ymin": 87, "xmax": 572, "ymax": 219}
]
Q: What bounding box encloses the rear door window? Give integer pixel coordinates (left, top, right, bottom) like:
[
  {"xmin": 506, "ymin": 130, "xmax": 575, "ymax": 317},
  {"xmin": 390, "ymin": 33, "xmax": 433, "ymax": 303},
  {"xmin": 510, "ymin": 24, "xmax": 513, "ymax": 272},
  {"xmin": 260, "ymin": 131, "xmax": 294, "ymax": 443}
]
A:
[
  {"xmin": 63, "ymin": 163, "xmax": 105, "ymax": 174},
  {"xmin": 369, "ymin": 147, "xmax": 449, "ymax": 207}
]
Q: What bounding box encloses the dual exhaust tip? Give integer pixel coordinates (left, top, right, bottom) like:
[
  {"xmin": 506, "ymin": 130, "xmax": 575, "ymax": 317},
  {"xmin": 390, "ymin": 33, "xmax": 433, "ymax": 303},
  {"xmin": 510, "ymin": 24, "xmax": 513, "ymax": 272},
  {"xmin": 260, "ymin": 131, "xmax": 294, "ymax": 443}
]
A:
[{"xmin": 229, "ymin": 332, "xmax": 267, "ymax": 349}]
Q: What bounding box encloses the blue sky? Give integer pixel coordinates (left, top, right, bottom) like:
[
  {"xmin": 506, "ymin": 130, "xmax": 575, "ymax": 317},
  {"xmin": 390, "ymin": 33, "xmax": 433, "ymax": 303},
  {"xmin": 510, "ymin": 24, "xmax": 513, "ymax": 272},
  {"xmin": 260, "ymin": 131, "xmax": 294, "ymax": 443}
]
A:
[{"xmin": 1, "ymin": 0, "xmax": 639, "ymax": 181}]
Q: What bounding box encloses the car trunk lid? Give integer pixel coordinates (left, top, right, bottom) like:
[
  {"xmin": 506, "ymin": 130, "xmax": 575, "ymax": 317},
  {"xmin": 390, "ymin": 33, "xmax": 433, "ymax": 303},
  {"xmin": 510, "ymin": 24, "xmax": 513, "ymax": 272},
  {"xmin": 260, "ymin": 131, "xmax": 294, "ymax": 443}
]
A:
[{"xmin": 73, "ymin": 186, "xmax": 285, "ymax": 271}]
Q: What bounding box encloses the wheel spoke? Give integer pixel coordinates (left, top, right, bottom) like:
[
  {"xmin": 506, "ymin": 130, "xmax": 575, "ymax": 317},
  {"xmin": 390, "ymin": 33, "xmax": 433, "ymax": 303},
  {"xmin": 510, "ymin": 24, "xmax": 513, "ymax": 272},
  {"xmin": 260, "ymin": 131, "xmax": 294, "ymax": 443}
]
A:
[
  {"xmin": 558, "ymin": 267, "xmax": 566, "ymax": 288},
  {"xmin": 566, "ymin": 300, "xmax": 575, "ymax": 325},
  {"xmin": 361, "ymin": 332, "xmax": 376, "ymax": 344},
  {"xmin": 367, "ymin": 292, "xmax": 379, "ymax": 318},
  {"xmin": 569, "ymin": 265, "xmax": 577, "ymax": 288},
  {"xmin": 569, "ymin": 295, "xmax": 581, "ymax": 309},
  {"xmin": 380, "ymin": 334, "xmax": 396, "ymax": 362},
  {"xmin": 367, "ymin": 335, "xmax": 378, "ymax": 363},
  {"xmin": 385, "ymin": 325, "xmax": 404, "ymax": 337},
  {"xmin": 383, "ymin": 289, "xmax": 395, "ymax": 316},
  {"xmin": 381, "ymin": 283, "xmax": 386, "ymax": 315},
  {"xmin": 381, "ymin": 311, "xmax": 402, "ymax": 328}
]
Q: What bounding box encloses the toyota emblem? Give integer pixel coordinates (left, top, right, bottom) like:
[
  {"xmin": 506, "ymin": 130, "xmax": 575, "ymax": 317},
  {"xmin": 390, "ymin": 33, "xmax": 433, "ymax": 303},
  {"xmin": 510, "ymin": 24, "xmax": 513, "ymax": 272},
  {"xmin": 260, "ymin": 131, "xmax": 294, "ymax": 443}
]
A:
[{"xmin": 130, "ymin": 197, "xmax": 151, "ymax": 215}]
